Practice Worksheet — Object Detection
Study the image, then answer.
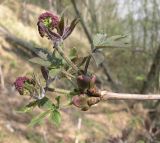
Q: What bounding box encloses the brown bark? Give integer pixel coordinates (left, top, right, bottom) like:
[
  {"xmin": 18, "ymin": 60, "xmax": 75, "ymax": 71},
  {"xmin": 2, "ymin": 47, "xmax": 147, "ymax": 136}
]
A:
[{"xmin": 141, "ymin": 45, "xmax": 160, "ymax": 93}]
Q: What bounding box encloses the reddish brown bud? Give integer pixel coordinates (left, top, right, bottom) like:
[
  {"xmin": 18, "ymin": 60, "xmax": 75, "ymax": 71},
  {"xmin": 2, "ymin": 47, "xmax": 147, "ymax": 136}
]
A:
[
  {"xmin": 14, "ymin": 77, "xmax": 29, "ymax": 95},
  {"xmin": 72, "ymin": 94, "xmax": 87, "ymax": 108},
  {"xmin": 81, "ymin": 105, "xmax": 90, "ymax": 111},
  {"xmin": 87, "ymin": 97, "xmax": 100, "ymax": 106},
  {"xmin": 77, "ymin": 75, "xmax": 90, "ymax": 90}
]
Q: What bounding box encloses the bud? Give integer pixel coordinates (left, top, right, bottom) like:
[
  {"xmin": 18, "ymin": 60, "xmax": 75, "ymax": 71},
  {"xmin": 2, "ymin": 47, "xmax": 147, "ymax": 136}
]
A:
[
  {"xmin": 14, "ymin": 77, "xmax": 29, "ymax": 95},
  {"xmin": 77, "ymin": 75, "xmax": 96, "ymax": 90},
  {"xmin": 89, "ymin": 75, "xmax": 96, "ymax": 88},
  {"xmin": 87, "ymin": 87, "xmax": 101, "ymax": 97},
  {"xmin": 72, "ymin": 94, "xmax": 87, "ymax": 108},
  {"xmin": 38, "ymin": 12, "xmax": 59, "ymax": 29},
  {"xmin": 81, "ymin": 105, "xmax": 90, "ymax": 111},
  {"xmin": 37, "ymin": 12, "xmax": 59, "ymax": 37},
  {"xmin": 87, "ymin": 97, "xmax": 100, "ymax": 106}
]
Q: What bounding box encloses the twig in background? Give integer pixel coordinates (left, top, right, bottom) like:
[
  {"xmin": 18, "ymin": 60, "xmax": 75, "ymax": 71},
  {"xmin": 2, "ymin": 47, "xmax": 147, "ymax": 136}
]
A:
[
  {"xmin": 75, "ymin": 118, "xmax": 82, "ymax": 143},
  {"xmin": 0, "ymin": 65, "xmax": 5, "ymax": 90}
]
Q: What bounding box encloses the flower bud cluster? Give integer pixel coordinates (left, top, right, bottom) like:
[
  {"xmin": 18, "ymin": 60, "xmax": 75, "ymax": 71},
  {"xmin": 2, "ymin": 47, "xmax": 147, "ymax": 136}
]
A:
[
  {"xmin": 72, "ymin": 75, "xmax": 101, "ymax": 111},
  {"xmin": 14, "ymin": 76, "xmax": 35, "ymax": 95},
  {"xmin": 14, "ymin": 77, "xmax": 29, "ymax": 95}
]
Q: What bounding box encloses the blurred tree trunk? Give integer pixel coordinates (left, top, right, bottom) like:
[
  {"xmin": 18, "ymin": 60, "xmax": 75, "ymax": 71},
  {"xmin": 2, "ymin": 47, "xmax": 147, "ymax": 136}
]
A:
[
  {"xmin": 141, "ymin": 45, "xmax": 160, "ymax": 93},
  {"xmin": 143, "ymin": 0, "xmax": 148, "ymax": 50}
]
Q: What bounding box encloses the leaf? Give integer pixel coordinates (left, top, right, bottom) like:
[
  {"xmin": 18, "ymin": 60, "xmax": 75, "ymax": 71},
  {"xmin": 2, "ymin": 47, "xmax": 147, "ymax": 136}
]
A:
[
  {"xmin": 36, "ymin": 50, "xmax": 48, "ymax": 60},
  {"xmin": 37, "ymin": 97, "xmax": 53, "ymax": 109},
  {"xmin": 69, "ymin": 47, "xmax": 78, "ymax": 60},
  {"xmin": 135, "ymin": 75, "xmax": 145, "ymax": 81},
  {"xmin": 34, "ymin": 48, "xmax": 51, "ymax": 60},
  {"xmin": 93, "ymin": 33, "xmax": 130, "ymax": 49},
  {"xmin": 55, "ymin": 96, "xmax": 61, "ymax": 108},
  {"xmin": 91, "ymin": 51, "xmax": 104, "ymax": 66},
  {"xmin": 29, "ymin": 57, "xmax": 51, "ymax": 67},
  {"xmin": 93, "ymin": 33, "xmax": 107, "ymax": 46},
  {"xmin": 49, "ymin": 68, "xmax": 61, "ymax": 77},
  {"xmin": 29, "ymin": 110, "xmax": 50, "ymax": 127},
  {"xmin": 17, "ymin": 100, "xmax": 38, "ymax": 113},
  {"xmin": 41, "ymin": 66, "xmax": 49, "ymax": 81},
  {"xmin": 50, "ymin": 110, "xmax": 61, "ymax": 126},
  {"xmin": 62, "ymin": 18, "xmax": 79, "ymax": 40},
  {"xmin": 58, "ymin": 14, "xmax": 64, "ymax": 36}
]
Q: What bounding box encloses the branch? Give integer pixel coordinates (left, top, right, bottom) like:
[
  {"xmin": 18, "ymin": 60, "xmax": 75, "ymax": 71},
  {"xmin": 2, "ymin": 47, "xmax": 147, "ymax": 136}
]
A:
[
  {"xmin": 100, "ymin": 91, "xmax": 160, "ymax": 100},
  {"xmin": 47, "ymin": 87, "xmax": 160, "ymax": 101},
  {"xmin": 71, "ymin": 0, "xmax": 119, "ymax": 91},
  {"xmin": 54, "ymin": 44, "xmax": 79, "ymax": 73},
  {"xmin": 71, "ymin": 0, "xmax": 93, "ymax": 47}
]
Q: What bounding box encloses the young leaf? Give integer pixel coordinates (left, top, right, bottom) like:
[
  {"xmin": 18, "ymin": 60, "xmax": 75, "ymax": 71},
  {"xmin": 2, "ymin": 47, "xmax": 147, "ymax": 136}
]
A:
[
  {"xmin": 91, "ymin": 51, "xmax": 105, "ymax": 66},
  {"xmin": 41, "ymin": 66, "xmax": 49, "ymax": 81},
  {"xmin": 55, "ymin": 96, "xmax": 61, "ymax": 108},
  {"xmin": 57, "ymin": 14, "xmax": 64, "ymax": 36},
  {"xmin": 17, "ymin": 100, "xmax": 38, "ymax": 113},
  {"xmin": 50, "ymin": 110, "xmax": 61, "ymax": 126},
  {"xmin": 29, "ymin": 57, "xmax": 51, "ymax": 67},
  {"xmin": 62, "ymin": 18, "xmax": 79, "ymax": 40},
  {"xmin": 49, "ymin": 68, "xmax": 61, "ymax": 77},
  {"xmin": 29, "ymin": 110, "xmax": 50, "ymax": 127},
  {"xmin": 69, "ymin": 47, "xmax": 78, "ymax": 60},
  {"xmin": 37, "ymin": 97, "xmax": 53, "ymax": 109},
  {"xmin": 93, "ymin": 33, "xmax": 130, "ymax": 49}
]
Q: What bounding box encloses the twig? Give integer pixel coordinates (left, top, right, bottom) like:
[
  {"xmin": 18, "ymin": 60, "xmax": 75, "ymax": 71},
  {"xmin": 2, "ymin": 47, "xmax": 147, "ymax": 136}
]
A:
[
  {"xmin": 71, "ymin": 0, "xmax": 93, "ymax": 48},
  {"xmin": 75, "ymin": 118, "xmax": 82, "ymax": 143},
  {"xmin": 47, "ymin": 87, "xmax": 71, "ymax": 94},
  {"xmin": 0, "ymin": 65, "xmax": 5, "ymax": 90},
  {"xmin": 47, "ymin": 87, "xmax": 160, "ymax": 100},
  {"xmin": 54, "ymin": 45, "xmax": 79, "ymax": 73},
  {"xmin": 101, "ymin": 91, "xmax": 160, "ymax": 100}
]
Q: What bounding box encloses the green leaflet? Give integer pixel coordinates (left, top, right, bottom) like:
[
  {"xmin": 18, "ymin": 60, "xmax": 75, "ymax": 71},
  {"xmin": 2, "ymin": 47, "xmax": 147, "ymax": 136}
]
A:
[
  {"xmin": 29, "ymin": 57, "xmax": 51, "ymax": 67},
  {"xmin": 29, "ymin": 110, "xmax": 50, "ymax": 127},
  {"xmin": 69, "ymin": 47, "xmax": 78, "ymax": 60},
  {"xmin": 17, "ymin": 100, "xmax": 38, "ymax": 113},
  {"xmin": 49, "ymin": 68, "xmax": 61, "ymax": 77},
  {"xmin": 93, "ymin": 33, "xmax": 130, "ymax": 49},
  {"xmin": 50, "ymin": 110, "xmax": 61, "ymax": 126},
  {"xmin": 37, "ymin": 97, "xmax": 53, "ymax": 109}
]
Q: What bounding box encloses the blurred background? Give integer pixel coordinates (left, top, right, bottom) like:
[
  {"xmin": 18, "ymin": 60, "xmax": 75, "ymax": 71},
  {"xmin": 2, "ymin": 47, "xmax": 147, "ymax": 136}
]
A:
[{"xmin": 0, "ymin": 0, "xmax": 160, "ymax": 142}]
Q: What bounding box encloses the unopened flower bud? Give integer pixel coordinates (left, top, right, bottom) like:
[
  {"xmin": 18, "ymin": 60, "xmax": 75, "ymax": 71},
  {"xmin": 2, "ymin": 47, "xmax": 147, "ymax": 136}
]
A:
[
  {"xmin": 72, "ymin": 94, "xmax": 87, "ymax": 108},
  {"xmin": 38, "ymin": 12, "xmax": 59, "ymax": 29},
  {"xmin": 14, "ymin": 77, "xmax": 29, "ymax": 95},
  {"xmin": 77, "ymin": 75, "xmax": 92, "ymax": 90},
  {"xmin": 37, "ymin": 11, "xmax": 59, "ymax": 37},
  {"xmin": 81, "ymin": 105, "xmax": 90, "ymax": 111},
  {"xmin": 89, "ymin": 75, "xmax": 96, "ymax": 88},
  {"xmin": 87, "ymin": 87, "xmax": 101, "ymax": 97},
  {"xmin": 87, "ymin": 97, "xmax": 100, "ymax": 106}
]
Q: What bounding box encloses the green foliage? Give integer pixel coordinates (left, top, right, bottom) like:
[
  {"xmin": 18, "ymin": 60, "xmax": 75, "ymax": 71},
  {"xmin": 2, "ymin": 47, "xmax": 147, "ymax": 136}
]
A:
[
  {"xmin": 50, "ymin": 110, "xmax": 61, "ymax": 126},
  {"xmin": 18, "ymin": 100, "xmax": 38, "ymax": 113},
  {"xmin": 29, "ymin": 57, "xmax": 51, "ymax": 67},
  {"xmin": 29, "ymin": 110, "xmax": 50, "ymax": 127},
  {"xmin": 93, "ymin": 34, "xmax": 130, "ymax": 49},
  {"xmin": 69, "ymin": 47, "xmax": 78, "ymax": 60}
]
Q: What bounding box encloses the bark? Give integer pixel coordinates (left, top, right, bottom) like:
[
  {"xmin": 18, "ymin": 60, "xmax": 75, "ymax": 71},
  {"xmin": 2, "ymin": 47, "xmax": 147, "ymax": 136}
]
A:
[{"xmin": 141, "ymin": 45, "xmax": 160, "ymax": 93}]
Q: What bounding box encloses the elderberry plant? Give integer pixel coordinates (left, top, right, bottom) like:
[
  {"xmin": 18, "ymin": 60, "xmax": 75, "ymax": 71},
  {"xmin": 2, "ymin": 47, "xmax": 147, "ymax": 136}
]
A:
[{"xmin": 14, "ymin": 12, "xmax": 129, "ymax": 126}]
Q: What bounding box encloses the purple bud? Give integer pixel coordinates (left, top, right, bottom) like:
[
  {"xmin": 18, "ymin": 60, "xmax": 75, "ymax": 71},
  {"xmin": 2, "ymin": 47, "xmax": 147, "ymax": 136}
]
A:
[
  {"xmin": 72, "ymin": 94, "xmax": 87, "ymax": 108},
  {"xmin": 14, "ymin": 77, "xmax": 29, "ymax": 95},
  {"xmin": 38, "ymin": 12, "xmax": 59, "ymax": 29},
  {"xmin": 77, "ymin": 75, "xmax": 90, "ymax": 90}
]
